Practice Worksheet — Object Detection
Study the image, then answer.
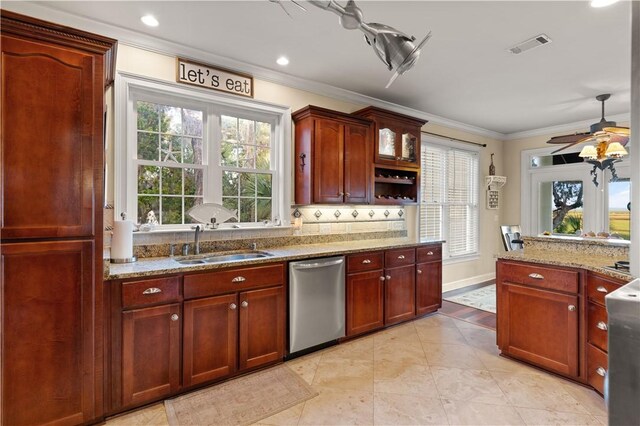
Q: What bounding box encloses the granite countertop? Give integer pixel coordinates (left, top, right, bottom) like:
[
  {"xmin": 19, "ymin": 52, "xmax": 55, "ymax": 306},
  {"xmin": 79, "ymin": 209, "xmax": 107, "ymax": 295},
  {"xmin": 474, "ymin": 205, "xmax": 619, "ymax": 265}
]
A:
[
  {"xmin": 524, "ymin": 235, "xmax": 631, "ymax": 247},
  {"xmin": 107, "ymin": 238, "xmax": 444, "ymax": 280},
  {"xmin": 497, "ymin": 249, "xmax": 634, "ymax": 282}
]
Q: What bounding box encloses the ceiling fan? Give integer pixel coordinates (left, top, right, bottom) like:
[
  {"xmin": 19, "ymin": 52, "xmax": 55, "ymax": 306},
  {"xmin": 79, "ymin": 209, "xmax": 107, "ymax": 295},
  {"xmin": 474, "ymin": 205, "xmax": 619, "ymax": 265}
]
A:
[{"xmin": 547, "ymin": 94, "xmax": 629, "ymax": 154}]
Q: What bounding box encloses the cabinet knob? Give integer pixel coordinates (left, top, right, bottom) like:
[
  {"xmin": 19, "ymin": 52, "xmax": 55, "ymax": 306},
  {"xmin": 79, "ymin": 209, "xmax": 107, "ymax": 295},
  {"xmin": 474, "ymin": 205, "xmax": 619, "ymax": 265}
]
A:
[
  {"xmin": 170, "ymin": 314, "xmax": 179, "ymax": 321},
  {"xmin": 596, "ymin": 321, "xmax": 608, "ymax": 331},
  {"xmin": 385, "ymin": 275, "xmax": 391, "ymax": 280},
  {"xmin": 379, "ymin": 276, "xmax": 385, "ymax": 281},
  {"xmin": 230, "ymin": 303, "xmax": 237, "ymax": 310},
  {"xmin": 362, "ymin": 259, "xmax": 371, "ymax": 264},
  {"xmin": 397, "ymin": 255, "xmax": 405, "ymax": 259},
  {"xmin": 345, "ymin": 192, "xmax": 351, "ymax": 197},
  {"xmin": 241, "ymin": 301, "xmax": 249, "ymax": 308},
  {"xmin": 528, "ymin": 273, "xmax": 544, "ymax": 280},
  {"xmin": 596, "ymin": 367, "xmax": 607, "ymax": 377},
  {"xmin": 143, "ymin": 287, "xmax": 162, "ymax": 295},
  {"xmin": 338, "ymin": 192, "xmax": 345, "ymax": 196},
  {"xmin": 596, "ymin": 286, "xmax": 608, "ymax": 293},
  {"xmin": 232, "ymin": 276, "xmax": 246, "ymax": 283},
  {"xmin": 427, "ymin": 251, "xmax": 434, "ymax": 256},
  {"xmin": 396, "ymin": 157, "xmax": 401, "ymax": 161},
  {"xmin": 568, "ymin": 305, "xmax": 576, "ymax": 312},
  {"xmin": 417, "ymin": 269, "xmax": 422, "ymax": 274}
]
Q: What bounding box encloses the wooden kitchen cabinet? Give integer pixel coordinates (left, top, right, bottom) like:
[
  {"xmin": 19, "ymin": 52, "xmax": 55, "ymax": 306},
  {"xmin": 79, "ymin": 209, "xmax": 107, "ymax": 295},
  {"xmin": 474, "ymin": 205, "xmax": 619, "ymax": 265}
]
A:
[
  {"xmin": 416, "ymin": 245, "xmax": 443, "ymax": 316},
  {"xmin": 347, "ymin": 270, "xmax": 385, "ymax": 336},
  {"xmin": 293, "ymin": 105, "xmax": 372, "ymax": 205},
  {"xmin": 497, "ymin": 261, "xmax": 580, "ymax": 378},
  {"xmin": 384, "ymin": 264, "xmax": 416, "ymax": 325},
  {"xmin": 122, "ymin": 304, "xmax": 182, "ymax": 407}
]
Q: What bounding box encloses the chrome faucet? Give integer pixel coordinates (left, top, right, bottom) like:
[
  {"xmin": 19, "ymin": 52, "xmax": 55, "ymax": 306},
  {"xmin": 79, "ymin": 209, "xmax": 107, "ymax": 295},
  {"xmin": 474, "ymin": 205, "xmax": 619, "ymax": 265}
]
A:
[{"xmin": 194, "ymin": 225, "xmax": 203, "ymax": 255}]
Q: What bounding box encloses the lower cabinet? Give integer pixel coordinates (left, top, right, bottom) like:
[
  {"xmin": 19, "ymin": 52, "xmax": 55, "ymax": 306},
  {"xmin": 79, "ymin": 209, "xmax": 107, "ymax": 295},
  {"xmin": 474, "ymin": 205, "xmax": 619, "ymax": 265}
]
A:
[
  {"xmin": 416, "ymin": 261, "xmax": 442, "ymax": 316},
  {"xmin": 122, "ymin": 304, "xmax": 181, "ymax": 406},
  {"xmin": 384, "ymin": 264, "xmax": 416, "ymax": 325},
  {"xmin": 346, "ymin": 269, "xmax": 385, "ymax": 336}
]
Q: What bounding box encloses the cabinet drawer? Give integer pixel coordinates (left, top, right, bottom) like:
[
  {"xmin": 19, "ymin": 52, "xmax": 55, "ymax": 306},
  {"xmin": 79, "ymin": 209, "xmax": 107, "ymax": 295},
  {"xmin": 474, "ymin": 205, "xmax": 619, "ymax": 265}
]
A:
[
  {"xmin": 588, "ymin": 302, "xmax": 609, "ymax": 352},
  {"xmin": 417, "ymin": 245, "xmax": 442, "ymax": 263},
  {"xmin": 587, "ymin": 274, "xmax": 624, "ymax": 306},
  {"xmin": 122, "ymin": 276, "xmax": 181, "ymax": 309},
  {"xmin": 587, "ymin": 343, "xmax": 608, "ymax": 395},
  {"xmin": 184, "ymin": 263, "xmax": 284, "ymax": 300},
  {"xmin": 348, "ymin": 251, "xmax": 384, "ymax": 273},
  {"xmin": 498, "ymin": 262, "xmax": 579, "ymax": 294},
  {"xmin": 385, "ymin": 248, "xmax": 415, "ymax": 268}
]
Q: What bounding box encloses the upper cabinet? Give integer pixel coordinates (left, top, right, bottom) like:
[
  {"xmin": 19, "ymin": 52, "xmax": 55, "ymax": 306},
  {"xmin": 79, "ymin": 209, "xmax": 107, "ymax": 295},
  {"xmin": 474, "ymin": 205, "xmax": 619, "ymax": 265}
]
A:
[
  {"xmin": 293, "ymin": 106, "xmax": 373, "ymax": 205},
  {"xmin": 353, "ymin": 106, "xmax": 426, "ymax": 169}
]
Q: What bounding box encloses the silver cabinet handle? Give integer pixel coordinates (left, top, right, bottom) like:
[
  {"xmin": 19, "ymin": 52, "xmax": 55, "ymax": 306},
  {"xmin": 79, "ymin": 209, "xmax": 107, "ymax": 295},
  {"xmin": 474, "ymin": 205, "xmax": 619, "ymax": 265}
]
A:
[
  {"xmin": 345, "ymin": 192, "xmax": 351, "ymax": 197},
  {"xmin": 143, "ymin": 287, "xmax": 162, "ymax": 295},
  {"xmin": 596, "ymin": 286, "xmax": 608, "ymax": 293},
  {"xmin": 229, "ymin": 303, "xmax": 237, "ymax": 310},
  {"xmin": 232, "ymin": 276, "xmax": 246, "ymax": 283},
  {"xmin": 241, "ymin": 301, "xmax": 248, "ymax": 308},
  {"xmin": 396, "ymin": 157, "xmax": 401, "ymax": 161},
  {"xmin": 427, "ymin": 251, "xmax": 434, "ymax": 256},
  {"xmin": 597, "ymin": 321, "xmax": 608, "ymax": 331},
  {"xmin": 386, "ymin": 275, "xmax": 391, "ymax": 280},
  {"xmin": 170, "ymin": 314, "xmax": 179, "ymax": 321},
  {"xmin": 338, "ymin": 192, "xmax": 344, "ymax": 196},
  {"xmin": 568, "ymin": 305, "xmax": 576, "ymax": 312},
  {"xmin": 362, "ymin": 259, "xmax": 371, "ymax": 264},
  {"xmin": 528, "ymin": 273, "xmax": 544, "ymax": 280},
  {"xmin": 417, "ymin": 269, "xmax": 422, "ymax": 274},
  {"xmin": 596, "ymin": 367, "xmax": 607, "ymax": 377},
  {"xmin": 398, "ymin": 255, "xmax": 405, "ymax": 259},
  {"xmin": 379, "ymin": 276, "xmax": 385, "ymax": 281}
]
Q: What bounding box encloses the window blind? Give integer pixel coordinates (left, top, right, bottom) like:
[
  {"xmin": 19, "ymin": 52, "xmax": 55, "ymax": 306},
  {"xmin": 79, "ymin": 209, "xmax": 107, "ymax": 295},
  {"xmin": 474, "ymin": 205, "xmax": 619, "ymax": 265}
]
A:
[{"xmin": 420, "ymin": 144, "xmax": 479, "ymax": 259}]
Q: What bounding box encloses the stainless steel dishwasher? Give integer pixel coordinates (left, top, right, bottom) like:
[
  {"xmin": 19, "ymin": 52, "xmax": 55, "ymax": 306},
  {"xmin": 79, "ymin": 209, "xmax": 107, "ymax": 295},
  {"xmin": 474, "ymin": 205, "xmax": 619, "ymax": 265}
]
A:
[{"xmin": 289, "ymin": 256, "xmax": 345, "ymax": 355}]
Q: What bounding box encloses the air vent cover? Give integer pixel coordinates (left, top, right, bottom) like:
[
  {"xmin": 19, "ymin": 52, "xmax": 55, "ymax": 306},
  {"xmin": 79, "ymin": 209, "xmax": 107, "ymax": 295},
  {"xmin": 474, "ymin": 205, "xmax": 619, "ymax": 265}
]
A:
[{"xmin": 508, "ymin": 34, "xmax": 552, "ymax": 54}]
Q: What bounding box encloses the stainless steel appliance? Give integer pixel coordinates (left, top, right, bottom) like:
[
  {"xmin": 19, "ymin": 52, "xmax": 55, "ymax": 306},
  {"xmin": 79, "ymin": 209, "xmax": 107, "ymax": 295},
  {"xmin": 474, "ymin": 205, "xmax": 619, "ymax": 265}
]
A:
[
  {"xmin": 605, "ymin": 278, "xmax": 640, "ymax": 425},
  {"xmin": 289, "ymin": 256, "xmax": 345, "ymax": 355}
]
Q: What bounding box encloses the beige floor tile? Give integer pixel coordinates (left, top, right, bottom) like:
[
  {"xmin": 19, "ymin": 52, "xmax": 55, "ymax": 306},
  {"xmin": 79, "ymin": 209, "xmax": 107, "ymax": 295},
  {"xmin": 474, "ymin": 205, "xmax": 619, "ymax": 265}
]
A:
[
  {"xmin": 253, "ymin": 402, "xmax": 305, "ymax": 426},
  {"xmin": 560, "ymin": 381, "xmax": 607, "ymax": 417},
  {"xmin": 298, "ymin": 386, "xmax": 373, "ymax": 425},
  {"xmin": 416, "ymin": 323, "xmax": 470, "ymax": 346},
  {"xmin": 320, "ymin": 336, "xmax": 374, "ymax": 363},
  {"xmin": 423, "ymin": 343, "xmax": 486, "ymax": 370},
  {"xmin": 374, "ymin": 338, "xmax": 426, "ymax": 364},
  {"xmin": 458, "ymin": 327, "xmax": 497, "ymax": 351},
  {"xmin": 286, "ymin": 353, "xmax": 321, "ymax": 385},
  {"xmin": 313, "ymin": 358, "xmax": 374, "ymax": 392},
  {"xmin": 595, "ymin": 415, "xmax": 608, "ymax": 425},
  {"xmin": 373, "ymin": 322, "xmax": 418, "ymax": 344},
  {"xmin": 373, "ymin": 392, "xmax": 448, "ymax": 425},
  {"xmin": 473, "ymin": 347, "xmax": 547, "ymax": 375},
  {"xmin": 449, "ymin": 317, "xmax": 492, "ymax": 330},
  {"xmin": 105, "ymin": 403, "xmax": 168, "ymax": 426},
  {"xmin": 441, "ymin": 398, "xmax": 525, "ymax": 425},
  {"xmin": 515, "ymin": 407, "xmax": 601, "ymax": 425},
  {"xmin": 374, "ymin": 361, "xmax": 439, "ymax": 398},
  {"xmin": 431, "ymin": 366, "xmax": 509, "ymax": 406},
  {"xmin": 491, "ymin": 371, "xmax": 589, "ymax": 414},
  {"xmin": 413, "ymin": 313, "xmax": 459, "ymax": 329}
]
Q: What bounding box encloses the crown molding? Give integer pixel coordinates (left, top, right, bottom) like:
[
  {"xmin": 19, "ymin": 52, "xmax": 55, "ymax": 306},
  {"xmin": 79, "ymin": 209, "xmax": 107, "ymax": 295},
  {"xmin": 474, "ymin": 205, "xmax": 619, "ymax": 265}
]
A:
[
  {"xmin": 2, "ymin": 1, "xmax": 507, "ymax": 141},
  {"xmin": 505, "ymin": 112, "xmax": 631, "ymax": 141}
]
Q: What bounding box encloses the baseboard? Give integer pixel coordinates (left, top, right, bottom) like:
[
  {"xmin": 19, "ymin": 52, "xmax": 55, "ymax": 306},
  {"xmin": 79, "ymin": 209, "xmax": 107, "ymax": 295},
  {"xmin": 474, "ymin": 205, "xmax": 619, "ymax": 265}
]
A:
[{"xmin": 443, "ymin": 273, "xmax": 496, "ymax": 293}]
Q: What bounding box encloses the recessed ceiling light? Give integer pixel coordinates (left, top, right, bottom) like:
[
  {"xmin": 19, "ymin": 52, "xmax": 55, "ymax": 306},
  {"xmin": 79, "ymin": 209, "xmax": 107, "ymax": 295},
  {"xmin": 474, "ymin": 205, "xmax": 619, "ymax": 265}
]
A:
[
  {"xmin": 276, "ymin": 56, "xmax": 289, "ymax": 66},
  {"xmin": 141, "ymin": 15, "xmax": 159, "ymax": 27},
  {"xmin": 590, "ymin": 0, "xmax": 619, "ymax": 8}
]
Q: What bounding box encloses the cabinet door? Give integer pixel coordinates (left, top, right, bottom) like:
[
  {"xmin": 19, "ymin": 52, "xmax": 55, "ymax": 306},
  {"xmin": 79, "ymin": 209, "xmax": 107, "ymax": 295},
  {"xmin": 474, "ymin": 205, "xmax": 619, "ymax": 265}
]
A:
[
  {"xmin": 1, "ymin": 35, "xmax": 98, "ymax": 239},
  {"xmin": 344, "ymin": 123, "xmax": 371, "ymax": 204},
  {"xmin": 498, "ymin": 283, "xmax": 579, "ymax": 377},
  {"xmin": 122, "ymin": 304, "xmax": 181, "ymax": 407},
  {"xmin": 346, "ymin": 270, "xmax": 385, "ymax": 336},
  {"xmin": 313, "ymin": 118, "xmax": 344, "ymax": 203},
  {"xmin": 1, "ymin": 241, "xmax": 96, "ymax": 426},
  {"xmin": 416, "ymin": 261, "xmax": 442, "ymax": 316},
  {"xmin": 183, "ymin": 294, "xmax": 238, "ymax": 387},
  {"xmin": 375, "ymin": 121, "xmax": 401, "ymax": 166},
  {"xmin": 384, "ymin": 265, "xmax": 416, "ymax": 325},
  {"xmin": 239, "ymin": 286, "xmax": 284, "ymax": 370}
]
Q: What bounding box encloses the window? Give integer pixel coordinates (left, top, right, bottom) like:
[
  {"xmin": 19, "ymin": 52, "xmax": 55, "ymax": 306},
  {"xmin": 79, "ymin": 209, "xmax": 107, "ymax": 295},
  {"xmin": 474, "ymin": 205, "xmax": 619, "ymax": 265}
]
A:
[
  {"xmin": 116, "ymin": 74, "xmax": 290, "ymax": 229},
  {"xmin": 607, "ymin": 179, "xmax": 630, "ymax": 239},
  {"xmin": 420, "ymin": 141, "xmax": 479, "ymax": 259}
]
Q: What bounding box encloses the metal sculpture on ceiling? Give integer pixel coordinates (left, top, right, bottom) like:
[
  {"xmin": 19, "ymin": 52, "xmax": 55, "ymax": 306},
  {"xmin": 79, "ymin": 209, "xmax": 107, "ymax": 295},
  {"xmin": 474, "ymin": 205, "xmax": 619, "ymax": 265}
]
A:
[{"xmin": 270, "ymin": 0, "xmax": 432, "ymax": 88}]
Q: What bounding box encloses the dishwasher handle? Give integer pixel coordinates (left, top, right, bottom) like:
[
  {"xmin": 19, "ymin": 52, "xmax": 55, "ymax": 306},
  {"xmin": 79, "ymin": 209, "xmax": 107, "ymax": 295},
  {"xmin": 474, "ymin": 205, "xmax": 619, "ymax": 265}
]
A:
[{"xmin": 291, "ymin": 258, "xmax": 345, "ymax": 270}]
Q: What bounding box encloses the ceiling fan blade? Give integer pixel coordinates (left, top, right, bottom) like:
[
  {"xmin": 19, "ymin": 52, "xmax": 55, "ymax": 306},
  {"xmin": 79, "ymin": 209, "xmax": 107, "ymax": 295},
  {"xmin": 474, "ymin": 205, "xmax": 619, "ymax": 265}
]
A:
[
  {"xmin": 546, "ymin": 132, "xmax": 590, "ymax": 145},
  {"xmin": 604, "ymin": 126, "xmax": 630, "ymax": 136},
  {"xmin": 550, "ymin": 142, "xmax": 582, "ymax": 154}
]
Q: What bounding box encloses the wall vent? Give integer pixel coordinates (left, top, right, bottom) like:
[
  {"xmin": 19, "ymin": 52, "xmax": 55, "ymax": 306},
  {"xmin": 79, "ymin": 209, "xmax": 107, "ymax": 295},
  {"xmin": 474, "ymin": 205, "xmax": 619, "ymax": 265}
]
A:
[{"xmin": 507, "ymin": 34, "xmax": 552, "ymax": 54}]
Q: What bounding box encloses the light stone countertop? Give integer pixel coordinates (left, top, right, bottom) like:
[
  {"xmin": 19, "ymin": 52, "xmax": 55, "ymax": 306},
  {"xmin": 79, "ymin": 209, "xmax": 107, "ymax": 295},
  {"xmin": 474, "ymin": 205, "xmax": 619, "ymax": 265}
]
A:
[
  {"xmin": 497, "ymin": 249, "xmax": 634, "ymax": 282},
  {"xmin": 107, "ymin": 238, "xmax": 444, "ymax": 280}
]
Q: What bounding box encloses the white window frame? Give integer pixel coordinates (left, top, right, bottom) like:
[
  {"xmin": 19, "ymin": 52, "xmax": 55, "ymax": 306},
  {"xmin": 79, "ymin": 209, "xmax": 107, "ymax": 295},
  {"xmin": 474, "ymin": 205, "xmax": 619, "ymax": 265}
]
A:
[
  {"xmin": 521, "ymin": 145, "xmax": 630, "ymax": 236},
  {"xmin": 114, "ymin": 72, "xmax": 291, "ymax": 230},
  {"xmin": 420, "ymin": 134, "xmax": 481, "ymax": 262}
]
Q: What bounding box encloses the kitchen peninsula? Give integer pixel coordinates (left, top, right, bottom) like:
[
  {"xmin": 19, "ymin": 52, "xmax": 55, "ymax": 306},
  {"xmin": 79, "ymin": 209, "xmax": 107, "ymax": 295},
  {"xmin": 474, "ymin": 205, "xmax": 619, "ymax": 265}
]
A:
[{"xmin": 496, "ymin": 235, "xmax": 633, "ymax": 395}]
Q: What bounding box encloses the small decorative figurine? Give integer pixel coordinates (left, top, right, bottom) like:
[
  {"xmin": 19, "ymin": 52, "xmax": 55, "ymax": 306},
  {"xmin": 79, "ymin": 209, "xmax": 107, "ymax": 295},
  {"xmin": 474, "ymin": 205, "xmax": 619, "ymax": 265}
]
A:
[
  {"xmin": 146, "ymin": 210, "xmax": 159, "ymax": 225},
  {"xmin": 489, "ymin": 153, "xmax": 496, "ymax": 176}
]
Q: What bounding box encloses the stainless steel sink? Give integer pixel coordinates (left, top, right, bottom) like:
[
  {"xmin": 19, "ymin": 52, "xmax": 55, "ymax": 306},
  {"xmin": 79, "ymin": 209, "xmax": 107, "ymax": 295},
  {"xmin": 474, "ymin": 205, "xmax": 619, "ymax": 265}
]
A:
[{"xmin": 175, "ymin": 251, "xmax": 272, "ymax": 265}]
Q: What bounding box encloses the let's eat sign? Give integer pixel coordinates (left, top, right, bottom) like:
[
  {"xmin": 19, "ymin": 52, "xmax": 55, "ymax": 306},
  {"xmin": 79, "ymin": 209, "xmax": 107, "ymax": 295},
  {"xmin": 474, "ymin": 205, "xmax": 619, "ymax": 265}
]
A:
[{"xmin": 176, "ymin": 58, "xmax": 253, "ymax": 98}]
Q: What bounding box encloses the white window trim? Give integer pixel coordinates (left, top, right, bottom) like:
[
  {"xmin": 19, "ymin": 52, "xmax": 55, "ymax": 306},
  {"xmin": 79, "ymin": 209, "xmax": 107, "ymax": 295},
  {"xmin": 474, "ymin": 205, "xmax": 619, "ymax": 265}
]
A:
[
  {"xmin": 114, "ymin": 72, "xmax": 291, "ymax": 229},
  {"xmin": 420, "ymin": 133, "xmax": 481, "ymax": 261}
]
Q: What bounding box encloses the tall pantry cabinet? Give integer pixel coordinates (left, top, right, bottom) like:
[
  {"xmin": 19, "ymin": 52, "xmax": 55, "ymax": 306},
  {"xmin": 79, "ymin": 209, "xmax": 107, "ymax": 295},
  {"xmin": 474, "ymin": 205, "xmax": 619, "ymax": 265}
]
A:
[{"xmin": 0, "ymin": 11, "xmax": 116, "ymax": 426}]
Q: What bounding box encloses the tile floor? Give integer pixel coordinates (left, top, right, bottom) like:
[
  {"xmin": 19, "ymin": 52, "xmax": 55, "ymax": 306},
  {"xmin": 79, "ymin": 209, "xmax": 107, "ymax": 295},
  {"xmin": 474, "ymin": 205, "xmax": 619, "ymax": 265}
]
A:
[{"xmin": 106, "ymin": 313, "xmax": 607, "ymax": 425}]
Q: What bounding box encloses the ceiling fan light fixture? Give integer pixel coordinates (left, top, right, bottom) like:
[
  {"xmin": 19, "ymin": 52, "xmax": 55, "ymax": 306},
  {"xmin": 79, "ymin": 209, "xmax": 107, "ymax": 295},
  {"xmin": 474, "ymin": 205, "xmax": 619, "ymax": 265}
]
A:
[
  {"xmin": 605, "ymin": 142, "xmax": 628, "ymax": 158},
  {"xmin": 590, "ymin": 0, "xmax": 620, "ymax": 8},
  {"xmin": 579, "ymin": 145, "xmax": 598, "ymax": 159}
]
